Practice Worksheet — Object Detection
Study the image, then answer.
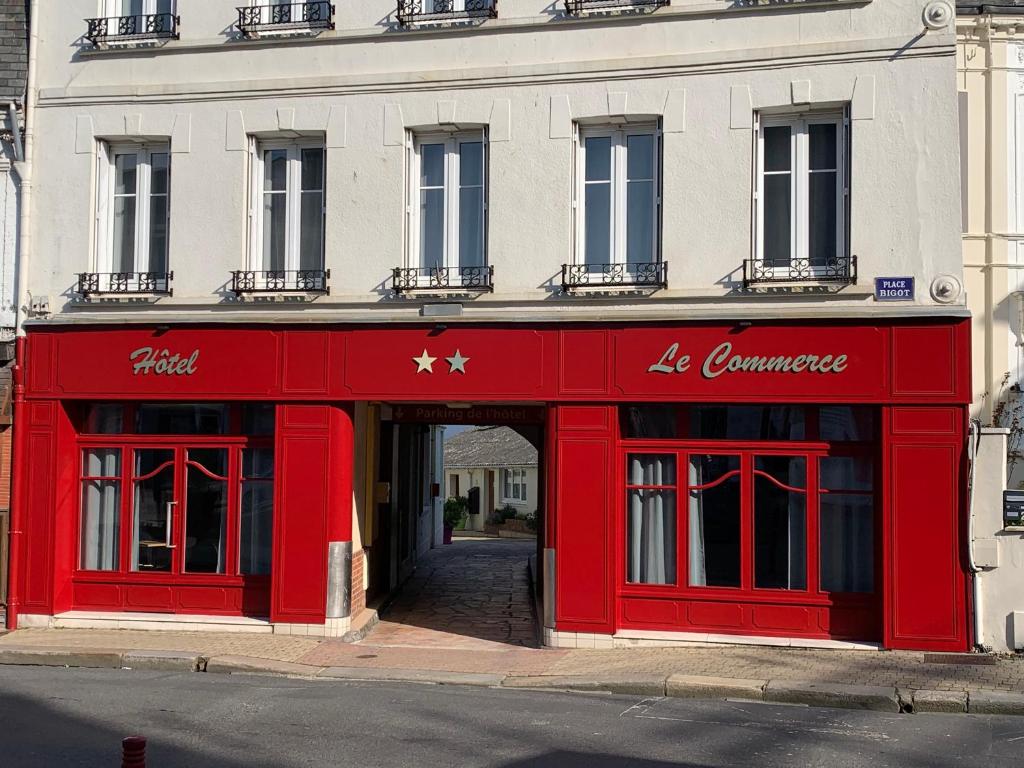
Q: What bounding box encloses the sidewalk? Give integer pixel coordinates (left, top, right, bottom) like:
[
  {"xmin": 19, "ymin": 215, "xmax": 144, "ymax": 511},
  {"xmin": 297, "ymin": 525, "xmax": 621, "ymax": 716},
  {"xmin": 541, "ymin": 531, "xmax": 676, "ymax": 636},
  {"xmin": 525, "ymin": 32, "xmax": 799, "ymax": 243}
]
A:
[{"xmin": 1, "ymin": 626, "xmax": 1023, "ymax": 715}]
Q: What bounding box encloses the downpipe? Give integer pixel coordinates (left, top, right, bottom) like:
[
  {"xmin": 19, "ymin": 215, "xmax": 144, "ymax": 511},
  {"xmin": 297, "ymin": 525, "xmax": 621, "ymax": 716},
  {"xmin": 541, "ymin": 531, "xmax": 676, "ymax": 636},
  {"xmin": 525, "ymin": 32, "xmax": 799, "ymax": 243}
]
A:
[{"xmin": 966, "ymin": 418, "xmax": 989, "ymax": 652}]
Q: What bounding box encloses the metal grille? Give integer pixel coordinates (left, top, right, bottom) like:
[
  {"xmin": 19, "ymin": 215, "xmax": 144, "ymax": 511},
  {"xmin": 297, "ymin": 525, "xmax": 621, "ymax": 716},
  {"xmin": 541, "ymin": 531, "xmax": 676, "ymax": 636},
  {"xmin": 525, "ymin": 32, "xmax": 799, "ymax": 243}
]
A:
[
  {"xmin": 742, "ymin": 255, "xmax": 857, "ymax": 288},
  {"xmin": 392, "ymin": 265, "xmax": 494, "ymax": 292},
  {"xmin": 77, "ymin": 272, "xmax": 174, "ymax": 297},
  {"xmin": 560, "ymin": 262, "xmax": 667, "ymax": 290},
  {"xmin": 84, "ymin": 13, "xmax": 179, "ymax": 44},
  {"xmin": 564, "ymin": 0, "xmax": 669, "ymax": 14},
  {"xmin": 396, "ymin": 0, "xmax": 497, "ymax": 25},
  {"xmin": 237, "ymin": 2, "xmax": 335, "ymax": 35},
  {"xmin": 231, "ymin": 269, "xmax": 331, "ymax": 294}
]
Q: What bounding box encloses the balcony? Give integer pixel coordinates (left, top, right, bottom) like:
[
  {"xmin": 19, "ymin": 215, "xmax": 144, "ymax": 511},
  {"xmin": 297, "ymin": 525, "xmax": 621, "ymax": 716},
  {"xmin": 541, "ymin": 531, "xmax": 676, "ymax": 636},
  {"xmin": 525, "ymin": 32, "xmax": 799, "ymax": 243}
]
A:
[
  {"xmin": 742, "ymin": 255, "xmax": 857, "ymax": 289},
  {"xmin": 564, "ymin": 0, "xmax": 669, "ymax": 15},
  {"xmin": 237, "ymin": 2, "xmax": 335, "ymax": 37},
  {"xmin": 560, "ymin": 262, "xmax": 667, "ymax": 291},
  {"xmin": 397, "ymin": 0, "xmax": 497, "ymax": 26},
  {"xmin": 230, "ymin": 270, "xmax": 330, "ymax": 295},
  {"xmin": 84, "ymin": 13, "xmax": 179, "ymax": 46},
  {"xmin": 77, "ymin": 272, "xmax": 173, "ymax": 297},
  {"xmin": 392, "ymin": 266, "xmax": 494, "ymax": 294}
]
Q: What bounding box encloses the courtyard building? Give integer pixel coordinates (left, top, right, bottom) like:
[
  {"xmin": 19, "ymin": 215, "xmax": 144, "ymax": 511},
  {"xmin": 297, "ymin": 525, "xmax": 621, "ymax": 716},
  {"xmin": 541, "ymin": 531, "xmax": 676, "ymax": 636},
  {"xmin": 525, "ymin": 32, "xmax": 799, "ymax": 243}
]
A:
[{"xmin": 7, "ymin": 0, "xmax": 972, "ymax": 652}]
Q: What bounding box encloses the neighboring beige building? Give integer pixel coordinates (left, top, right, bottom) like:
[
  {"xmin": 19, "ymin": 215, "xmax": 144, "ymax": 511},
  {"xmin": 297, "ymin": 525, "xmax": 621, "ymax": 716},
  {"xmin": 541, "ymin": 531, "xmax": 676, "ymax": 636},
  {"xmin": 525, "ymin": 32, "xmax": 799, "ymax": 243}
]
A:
[{"xmin": 444, "ymin": 426, "xmax": 539, "ymax": 533}]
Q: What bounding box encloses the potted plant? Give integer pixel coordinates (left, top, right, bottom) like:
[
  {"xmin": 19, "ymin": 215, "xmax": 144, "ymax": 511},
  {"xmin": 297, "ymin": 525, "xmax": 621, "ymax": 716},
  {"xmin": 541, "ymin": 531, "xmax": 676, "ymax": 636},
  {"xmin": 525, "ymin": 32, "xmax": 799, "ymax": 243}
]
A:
[{"xmin": 443, "ymin": 496, "xmax": 468, "ymax": 544}]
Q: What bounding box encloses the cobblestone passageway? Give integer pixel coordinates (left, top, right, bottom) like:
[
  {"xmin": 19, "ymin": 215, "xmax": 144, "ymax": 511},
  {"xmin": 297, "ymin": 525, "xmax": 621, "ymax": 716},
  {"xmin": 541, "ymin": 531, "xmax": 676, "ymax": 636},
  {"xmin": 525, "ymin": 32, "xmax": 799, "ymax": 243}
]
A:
[{"xmin": 369, "ymin": 537, "xmax": 539, "ymax": 650}]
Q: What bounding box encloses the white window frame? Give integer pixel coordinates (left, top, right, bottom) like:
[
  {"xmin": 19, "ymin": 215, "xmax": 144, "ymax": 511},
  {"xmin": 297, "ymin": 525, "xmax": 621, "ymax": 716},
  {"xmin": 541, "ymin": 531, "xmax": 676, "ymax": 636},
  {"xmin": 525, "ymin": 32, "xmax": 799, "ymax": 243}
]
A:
[
  {"xmin": 754, "ymin": 111, "xmax": 848, "ymax": 278},
  {"xmin": 95, "ymin": 141, "xmax": 170, "ymax": 275},
  {"xmin": 406, "ymin": 129, "xmax": 489, "ymax": 283},
  {"xmin": 501, "ymin": 468, "xmax": 527, "ymax": 503},
  {"xmin": 574, "ymin": 123, "xmax": 661, "ymax": 269},
  {"xmin": 102, "ymin": 0, "xmax": 175, "ymax": 18},
  {"xmin": 247, "ymin": 138, "xmax": 326, "ymax": 273}
]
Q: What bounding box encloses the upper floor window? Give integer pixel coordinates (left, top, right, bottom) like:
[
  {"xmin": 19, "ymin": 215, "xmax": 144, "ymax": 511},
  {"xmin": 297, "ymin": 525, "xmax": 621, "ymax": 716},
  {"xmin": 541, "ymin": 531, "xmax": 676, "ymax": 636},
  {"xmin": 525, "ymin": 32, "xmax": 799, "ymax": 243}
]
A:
[
  {"xmin": 565, "ymin": 124, "xmax": 665, "ymax": 290},
  {"xmin": 751, "ymin": 111, "xmax": 852, "ymax": 285},
  {"xmin": 87, "ymin": 0, "xmax": 178, "ymax": 45},
  {"xmin": 237, "ymin": 1, "xmax": 335, "ymax": 37},
  {"xmin": 249, "ymin": 139, "xmax": 326, "ymax": 273},
  {"xmin": 95, "ymin": 142, "xmax": 171, "ymax": 277},
  {"xmin": 397, "ymin": 0, "xmax": 497, "ymax": 25},
  {"xmin": 403, "ymin": 130, "xmax": 488, "ymax": 287}
]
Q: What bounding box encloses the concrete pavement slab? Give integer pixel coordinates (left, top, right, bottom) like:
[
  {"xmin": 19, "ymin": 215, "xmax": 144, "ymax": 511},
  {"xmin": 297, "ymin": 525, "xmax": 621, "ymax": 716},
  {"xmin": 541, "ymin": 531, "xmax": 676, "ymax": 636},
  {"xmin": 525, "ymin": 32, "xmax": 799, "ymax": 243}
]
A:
[
  {"xmin": 318, "ymin": 666, "xmax": 505, "ymax": 687},
  {"xmin": 666, "ymin": 674, "xmax": 767, "ymax": 701},
  {"xmin": 503, "ymin": 673, "xmax": 667, "ymax": 696},
  {"xmin": 764, "ymin": 680, "xmax": 901, "ymax": 712},
  {"xmin": 204, "ymin": 655, "xmax": 323, "ymax": 678}
]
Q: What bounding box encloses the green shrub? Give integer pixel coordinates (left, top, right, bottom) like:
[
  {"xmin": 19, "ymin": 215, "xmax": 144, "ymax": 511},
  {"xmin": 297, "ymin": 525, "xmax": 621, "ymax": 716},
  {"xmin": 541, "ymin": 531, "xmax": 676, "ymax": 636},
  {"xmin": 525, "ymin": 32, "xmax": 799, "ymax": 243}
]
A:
[{"xmin": 444, "ymin": 496, "xmax": 469, "ymax": 528}]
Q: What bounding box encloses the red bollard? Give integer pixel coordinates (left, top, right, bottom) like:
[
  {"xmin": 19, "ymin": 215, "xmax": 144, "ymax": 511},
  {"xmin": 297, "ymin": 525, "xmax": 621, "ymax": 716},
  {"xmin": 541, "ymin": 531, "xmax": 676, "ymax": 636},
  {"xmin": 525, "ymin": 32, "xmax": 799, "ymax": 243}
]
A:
[{"xmin": 121, "ymin": 736, "xmax": 146, "ymax": 768}]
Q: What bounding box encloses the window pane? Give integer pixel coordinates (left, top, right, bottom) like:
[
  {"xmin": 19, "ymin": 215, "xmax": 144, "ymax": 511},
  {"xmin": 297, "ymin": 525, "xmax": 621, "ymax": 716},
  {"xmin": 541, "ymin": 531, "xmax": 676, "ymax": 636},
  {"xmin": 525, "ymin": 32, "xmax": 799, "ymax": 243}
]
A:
[
  {"xmin": 240, "ymin": 482, "xmax": 274, "ymax": 575},
  {"xmin": 690, "ymin": 405, "xmax": 805, "ymax": 441},
  {"xmin": 753, "ymin": 456, "xmax": 807, "ymax": 590},
  {"xmin": 689, "ymin": 454, "xmax": 741, "ymax": 588},
  {"xmin": 150, "ymin": 152, "xmax": 169, "ymax": 195},
  {"xmin": 184, "ymin": 448, "xmax": 228, "ymax": 574},
  {"xmin": 809, "ymin": 123, "xmax": 837, "ymax": 171},
  {"xmin": 242, "ymin": 403, "xmax": 276, "ymax": 436},
  {"xmin": 620, "ymin": 404, "xmax": 680, "ymax": 440},
  {"xmin": 84, "ymin": 447, "xmax": 121, "ymax": 477},
  {"xmin": 299, "ymin": 190, "xmax": 324, "ymax": 270},
  {"xmin": 820, "ymin": 456, "xmax": 873, "ymax": 492},
  {"xmin": 459, "ymin": 186, "xmax": 484, "ymax": 268},
  {"xmin": 148, "ymin": 193, "xmax": 168, "ymax": 275},
  {"xmin": 627, "ymin": 488, "xmax": 677, "ymax": 585},
  {"xmin": 155, "ymin": 0, "xmax": 175, "ymax": 14},
  {"xmin": 584, "ymin": 182, "xmax": 611, "ymax": 265},
  {"xmin": 626, "ymin": 179, "xmax": 655, "ymax": 263},
  {"xmin": 626, "ymin": 134, "xmax": 654, "ymax": 180},
  {"xmin": 763, "ymin": 126, "xmax": 791, "ymax": 173},
  {"xmin": 132, "ymin": 449, "xmax": 175, "ymax": 572},
  {"xmin": 420, "ymin": 143, "xmax": 445, "ymax": 188},
  {"xmin": 264, "ymin": 149, "xmax": 287, "ymax": 191},
  {"xmin": 263, "ymin": 190, "xmax": 287, "ymax": 271},
  {"xmin": 459, "ymin": 141, "xmax": 483, "ymax": 186},
  {"xmin": 85, "ymin": 404, "xmax": 124, "ymax": 435},
  {"xmin": 114, "ymin": 153, "xmax": 138, "ymax": 195},
  {"xmin": 301, "ymin": 148, "xmax": 324, "ymax": 191},
  {"xmin": 113, "ymin": 195, "xmax": 137, "ymax": 273},
  {"xmin": 763, "ymin": 174, "xmax": 791, "ymax": 267},
  {"xmin": 81, "ymin": 476, "xmax": 121, "ymax": 571},
  {"xmin": 585, "ymin": 136, "xmax": 611, "ymax": 181},
  {"xmin": 628, "ymin": 453, "xmax": 676, "ymax": 486},
  {"xmin": 820, "ymin": 494, "xmax": 874, "ymax": 593},
  {"xmin": 135, "ymin": 404, "xmax": 228, "ymax": 434},
  {"xmin": 808, "ymin": 170, "xmax": 838, "ymax": 266},
  {"xmin": 243, "ymin": 446, "xmax": 275, "ymax": 479},
  {"xmin": 420, "ymin": 187, "xmax": 445, "ymax": 267},
  {"xmin": 819, "ymin": 406, "xmax": 874, "ymax": 441}
]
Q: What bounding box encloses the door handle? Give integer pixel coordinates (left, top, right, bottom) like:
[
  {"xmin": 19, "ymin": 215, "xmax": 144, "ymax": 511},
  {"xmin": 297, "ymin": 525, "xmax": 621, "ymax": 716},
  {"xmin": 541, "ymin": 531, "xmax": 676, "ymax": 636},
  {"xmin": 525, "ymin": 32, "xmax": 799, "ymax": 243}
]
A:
[{"xmin": 165, "ymin": 500, "xmax": 178, "ymax": 549}]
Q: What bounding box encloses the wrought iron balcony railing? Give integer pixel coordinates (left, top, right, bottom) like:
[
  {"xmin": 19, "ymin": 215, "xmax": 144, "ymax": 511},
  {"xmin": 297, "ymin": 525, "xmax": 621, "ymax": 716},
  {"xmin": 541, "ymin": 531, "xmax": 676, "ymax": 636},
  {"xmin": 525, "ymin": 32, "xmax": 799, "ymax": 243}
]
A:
[
  {"xmin": 237, "ymin": 2, "xmax": 335, "ymax": 36},
  {"xmin": 397, "ymin": 0, "xmax": 497, "ymax": 25},
  {"xmin": 77, "ymin": 272, "xmax": 173, "ymax": 297},
  {"xmin": 392, "ymin": 266, "xmax": 494, "ymax": 293},
  {"xmin": 742, "ymin": 255, "xmax": 857, "ymax": 288},
  {"xmin": 561, "ymin": 262, "xmax": 667, "ymax": 291},
  {"xmin": 564, "ymin": 0, "xmax": 669, "ymax": 15},
  {"xmin": 85, "ymin": 13, "xmax": 179, "ymax": 45},
  {"xmin": 231, "ymin": 269, "xmax": 330, "ymax": 295}
]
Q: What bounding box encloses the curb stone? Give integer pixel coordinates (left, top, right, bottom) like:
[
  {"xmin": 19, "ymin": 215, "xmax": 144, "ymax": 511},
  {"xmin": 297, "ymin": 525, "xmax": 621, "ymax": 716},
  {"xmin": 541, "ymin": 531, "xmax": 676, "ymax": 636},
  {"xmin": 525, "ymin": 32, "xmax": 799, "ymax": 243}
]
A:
[
  {"xmin": 120, "ymin": 650, "xmax": 203, "ymax": 672},
  {"xmin": 910, "ymin": 689, "xmax": 968, "ymax": 714},
  {"xmin": 764, "ymin": 680, "xmax": 901, "ymax": 712},
  {"xmin": 666, "ymin": 674, "xmax": 767, "ymax": 701},
  {"xmin": 0, "ymin": 647, "xmax": 124, "ymax": 669},
  {"xmin": 319, "ymin": 667, "xmax": 505, "ymax": 687},
  {"xmin": 204, "ymin": 655, "xmax": 324, "ymax": 678},
  {"xmin": 968, "ymin": 690, "xmax": 1024, "ymax": 715},
  {"xmin": 502, "ymin": 674, "xmax": 667, "ymax": 697}
]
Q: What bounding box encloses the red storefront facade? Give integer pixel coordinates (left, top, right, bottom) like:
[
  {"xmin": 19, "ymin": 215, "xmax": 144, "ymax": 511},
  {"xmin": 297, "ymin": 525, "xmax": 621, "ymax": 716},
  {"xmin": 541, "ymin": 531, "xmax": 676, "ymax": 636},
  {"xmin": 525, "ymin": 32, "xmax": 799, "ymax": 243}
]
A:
[{"xmin": 8, "ymin": 317, "xmax": 972, "ymax": 651}]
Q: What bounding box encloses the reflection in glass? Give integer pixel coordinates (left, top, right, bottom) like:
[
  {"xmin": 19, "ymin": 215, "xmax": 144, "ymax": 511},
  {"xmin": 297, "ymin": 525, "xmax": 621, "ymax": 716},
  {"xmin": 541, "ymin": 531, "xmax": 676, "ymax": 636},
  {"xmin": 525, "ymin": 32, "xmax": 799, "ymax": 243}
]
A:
[
  {"xmin": 627, "ymin": 454, "xmax": 677, "ymax": 585},
  {"xmin": 85, "ymin": 404, "xmax": 124, "ymax": 434},
  {"xmin": 689, "ymin": 455, "xmax": 741, "ymax": 588},
  {"xmin": 819, "ymin": 406, "xmax": 874, "ymax": 442},
  {"xmin": 80, "ymin": 449, "xmax": 121, "ymax": 571},
  {"xmin": 419, "ymin": 143, "xmax": 445, "ymax": 268},
  {"xmin": 820, "ymin": 494, "xmax": 873, "ymax": 593},
  {"xmin": 184, "ymin": 449, "xmax": 228, "ymax": 574},
  {"xmin": 135, "ymin": 404, "xmax": 228, "ymax": 435},
  {"xmin": 690, "ymin": 405, "xmax": 804, "ymax": 441},
  {"xmin": 584, "ymin": 136, "xmax": 612, "ymax": 267},
  {"xmin": 459, "ymin": 141, "xmax": 484, "ymax": 269},
  {"xmin": 620, "ymin": 404, "xmax": 680, "ymax": 440},
  {"xmin": 132, "ymin": 449, "xmax": 175, "ymax": 572},
  {"xmin": 626, "ymin": 133, "xmax": 655, "ymax": 263},
  {"xmin": 753, "ymin": 456, "xmax": 807, "ymax": 590},
  {"xmin": 299, "ymin": 148, "xmax": 325, "ymax": 271}
]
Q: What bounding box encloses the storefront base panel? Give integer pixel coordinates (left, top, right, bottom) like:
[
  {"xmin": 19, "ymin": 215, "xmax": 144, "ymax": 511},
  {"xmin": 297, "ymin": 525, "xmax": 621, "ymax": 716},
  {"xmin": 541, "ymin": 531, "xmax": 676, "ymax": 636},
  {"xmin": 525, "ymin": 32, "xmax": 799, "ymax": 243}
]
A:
[
  {"xmin": 71, "ymin": 579, "xmax": 270, "ymax": 618},
  {"xmin": 15, "ymin": 611, "xmax": 351, "ymax": 637},
  {"xmin": 544, "ymin": 627, "xmax": 881, "ymax": 651}
]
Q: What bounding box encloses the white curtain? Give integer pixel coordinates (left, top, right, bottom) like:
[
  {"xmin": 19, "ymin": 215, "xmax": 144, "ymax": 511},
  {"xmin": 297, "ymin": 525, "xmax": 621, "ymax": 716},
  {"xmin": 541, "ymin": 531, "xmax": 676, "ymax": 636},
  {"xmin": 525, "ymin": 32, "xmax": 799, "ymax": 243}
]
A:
[
  {"xmin": 81, "ymin": 450, "xmax": 120, "ymax": 571},
  {"xmin": 627, "ymin": 455, "xmax": 676, "ymax": 585},
  {"xmin": 688, "ymin": 458, "xmax": 706, "ymax": 586}
]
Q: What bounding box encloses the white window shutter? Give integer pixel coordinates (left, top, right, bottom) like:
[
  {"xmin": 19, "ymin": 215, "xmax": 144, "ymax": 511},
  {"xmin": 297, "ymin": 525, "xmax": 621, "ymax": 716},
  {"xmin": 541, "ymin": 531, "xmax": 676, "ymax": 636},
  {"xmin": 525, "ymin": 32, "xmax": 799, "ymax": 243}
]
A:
[
  {"xmin": 94, "ymin": 141, "xmax": 112, "ymax": 273},
  {"xmin": 247, "ymin": 135, "xmax": 259, "ymax": 270}
]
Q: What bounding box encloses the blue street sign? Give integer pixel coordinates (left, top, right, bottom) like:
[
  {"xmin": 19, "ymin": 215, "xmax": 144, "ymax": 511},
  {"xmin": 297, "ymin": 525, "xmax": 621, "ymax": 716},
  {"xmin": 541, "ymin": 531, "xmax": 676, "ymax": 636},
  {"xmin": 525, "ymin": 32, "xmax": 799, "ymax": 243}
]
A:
[{"xmin": 874, "ymin": 277, "xmax": 914, "ymax": 301}]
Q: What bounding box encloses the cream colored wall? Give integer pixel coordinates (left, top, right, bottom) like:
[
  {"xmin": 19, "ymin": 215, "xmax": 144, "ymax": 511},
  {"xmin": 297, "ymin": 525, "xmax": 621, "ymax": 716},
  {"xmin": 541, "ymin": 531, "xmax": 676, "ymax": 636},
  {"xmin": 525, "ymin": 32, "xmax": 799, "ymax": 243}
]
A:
[{"xmin": 445, "ymin": 465, "xmax": 538, "ymax": 532}]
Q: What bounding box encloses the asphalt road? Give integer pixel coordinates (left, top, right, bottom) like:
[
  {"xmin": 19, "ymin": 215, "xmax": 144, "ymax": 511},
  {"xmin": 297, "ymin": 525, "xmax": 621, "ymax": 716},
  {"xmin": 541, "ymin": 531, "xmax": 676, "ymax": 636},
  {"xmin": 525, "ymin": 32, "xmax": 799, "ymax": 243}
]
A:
[{"xmin": 0, "ymin": 666, "xmax": 1021, "ymax": 767}]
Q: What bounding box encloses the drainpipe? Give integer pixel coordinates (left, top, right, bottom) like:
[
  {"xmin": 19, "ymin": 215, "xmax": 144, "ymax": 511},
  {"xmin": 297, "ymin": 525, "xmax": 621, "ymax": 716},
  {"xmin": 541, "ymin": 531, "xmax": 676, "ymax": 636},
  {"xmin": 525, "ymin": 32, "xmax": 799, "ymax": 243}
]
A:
[
  {"xmin": 7, "ymin": 0, "xmax": 39, "ymax": 631},
  {"xmin": 967, "ymin": 418, "xmax": 988, "ymax": 651}
]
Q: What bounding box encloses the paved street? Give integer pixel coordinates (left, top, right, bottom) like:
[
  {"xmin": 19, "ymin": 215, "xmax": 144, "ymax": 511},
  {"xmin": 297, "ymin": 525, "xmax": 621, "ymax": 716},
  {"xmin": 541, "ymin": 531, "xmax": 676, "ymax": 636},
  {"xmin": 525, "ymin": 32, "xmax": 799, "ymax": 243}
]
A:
[{"xmin": 0, "ymin": 666, "xmax": 1022, "ymax": 767}]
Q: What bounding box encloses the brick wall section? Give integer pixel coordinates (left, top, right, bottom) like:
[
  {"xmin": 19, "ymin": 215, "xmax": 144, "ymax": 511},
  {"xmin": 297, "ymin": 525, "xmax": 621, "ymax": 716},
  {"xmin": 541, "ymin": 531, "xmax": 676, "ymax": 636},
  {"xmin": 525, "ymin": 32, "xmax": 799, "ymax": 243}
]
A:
[
  {"xmin": 0, "ymin": 1, "xmax": 27, "ymax": 105},
  {"xmin": 350, "ymin": 548, "xmax": 366, "ymax": 618}
]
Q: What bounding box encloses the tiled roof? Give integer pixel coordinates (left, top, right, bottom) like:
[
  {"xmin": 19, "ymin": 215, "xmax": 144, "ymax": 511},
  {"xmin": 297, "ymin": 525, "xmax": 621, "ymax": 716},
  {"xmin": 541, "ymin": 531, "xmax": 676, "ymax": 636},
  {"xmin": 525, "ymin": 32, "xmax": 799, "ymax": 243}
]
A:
[
  {"xmin": 443, "ymin": 426, "xmax": 538, "ymax": 469},
  {"xmin": 958, "ymin": 1, "xmax": 1024, "ymax": 12},
  {"xmin": 0, "ymin": 1, "xmax": 27, "ymax": 106}
]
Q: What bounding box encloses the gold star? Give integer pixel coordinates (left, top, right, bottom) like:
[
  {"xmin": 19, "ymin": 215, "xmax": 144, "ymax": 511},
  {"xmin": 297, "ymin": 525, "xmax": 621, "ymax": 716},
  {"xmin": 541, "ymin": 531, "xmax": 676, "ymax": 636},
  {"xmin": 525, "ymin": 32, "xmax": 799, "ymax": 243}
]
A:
[{"xmin": 412, "ymin": 349, "xmax": 436, "ymax": 373}]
